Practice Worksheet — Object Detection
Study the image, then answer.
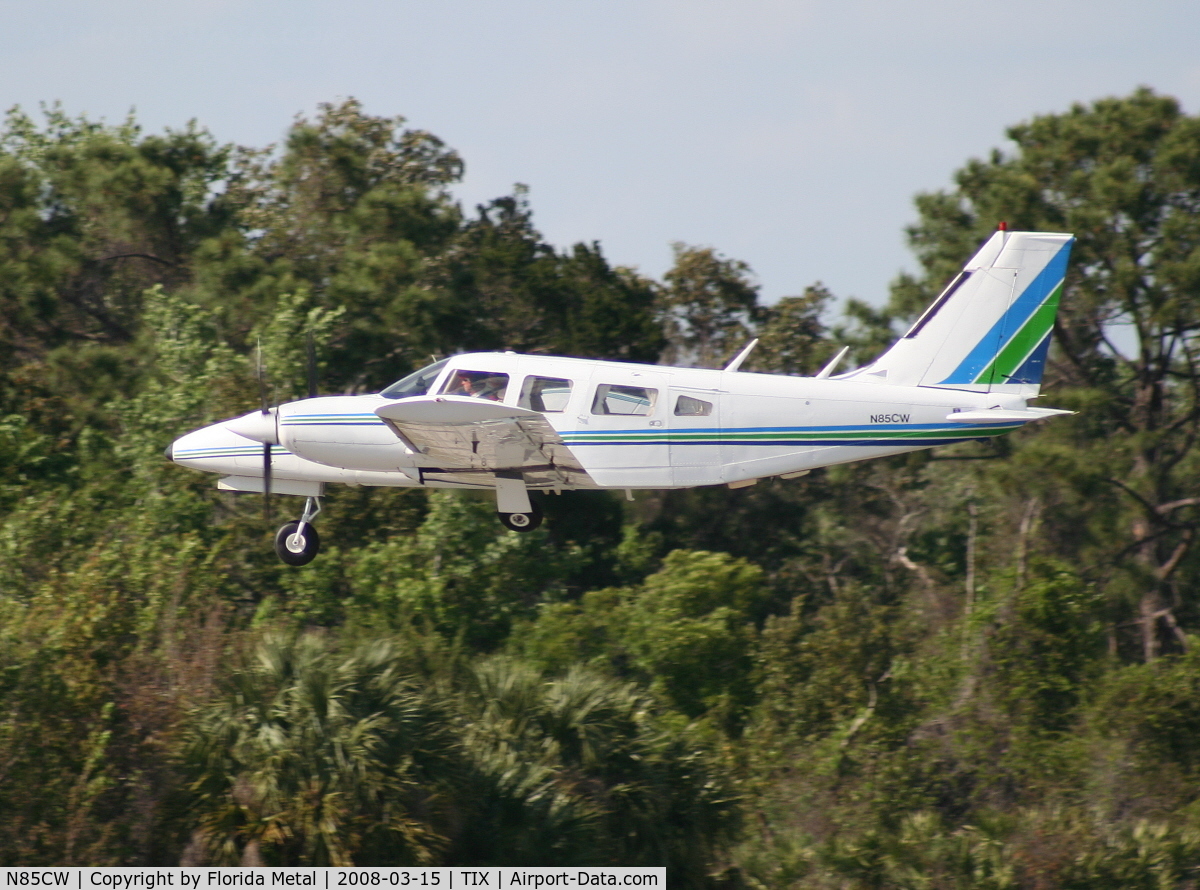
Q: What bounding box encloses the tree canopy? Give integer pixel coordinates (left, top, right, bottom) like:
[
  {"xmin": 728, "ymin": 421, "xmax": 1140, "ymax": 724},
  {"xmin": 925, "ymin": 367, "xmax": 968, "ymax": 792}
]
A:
[{"xmin": 3, "ymin": 90, "xmax": 1200, "ymax": 887}]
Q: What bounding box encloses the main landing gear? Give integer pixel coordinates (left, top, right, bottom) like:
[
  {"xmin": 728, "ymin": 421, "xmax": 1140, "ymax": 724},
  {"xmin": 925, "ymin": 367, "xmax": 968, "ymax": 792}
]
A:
[
  {"xmin": 494, "ymin": 473, "xmax": 543, "ymax": 533},
  {"xmin": 498, "ymin": 502, "xmax": 543, "ymax": 532},
  {"xmin": 275, "ymin": 496, "xmax": 322, "ymax": 566},
  {"xmin": 269, "ymin": 481, "xmax": 542, "ymax": 563}
]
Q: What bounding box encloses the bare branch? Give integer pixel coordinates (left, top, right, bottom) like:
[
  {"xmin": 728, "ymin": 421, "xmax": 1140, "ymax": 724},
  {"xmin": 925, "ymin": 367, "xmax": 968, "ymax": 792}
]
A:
[
  {"xmin": 1106, "ymin": 477, "xmax": 1161, "ymax": 517},
  {"xmin": 1156, "ymin": 497, "xmax": 1200, "ymax": 515},
  {"xmin": 1156, "ymin": 532, "xmax": 1194, "ymax": 582}
]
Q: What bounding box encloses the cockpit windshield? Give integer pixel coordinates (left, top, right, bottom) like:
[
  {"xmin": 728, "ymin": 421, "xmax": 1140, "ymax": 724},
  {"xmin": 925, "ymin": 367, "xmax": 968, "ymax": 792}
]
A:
[{"xmin": 379, "ymin": 358, "xmax": 450, "ymax": 399}]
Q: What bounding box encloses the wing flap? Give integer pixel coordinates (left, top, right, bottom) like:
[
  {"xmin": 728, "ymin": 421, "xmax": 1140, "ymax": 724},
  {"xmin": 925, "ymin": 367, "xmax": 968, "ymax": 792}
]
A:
[
  {"xmin": 373, "ymin": 397, "xmax": 595, "ymax": 488},
  {"xmin": 375, "ymin": 396, "xmax": 539, "ymax": 424}
]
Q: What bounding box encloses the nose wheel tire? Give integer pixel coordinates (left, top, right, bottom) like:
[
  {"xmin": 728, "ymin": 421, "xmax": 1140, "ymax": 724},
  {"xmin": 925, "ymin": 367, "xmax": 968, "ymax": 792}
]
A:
[
  {"xmin": 274, "ymin": 520, "xmax": 321, "ymax": 565},
  {"xmin": 497, "ymin": 503, "xmax": 543, "ymax": 533}
]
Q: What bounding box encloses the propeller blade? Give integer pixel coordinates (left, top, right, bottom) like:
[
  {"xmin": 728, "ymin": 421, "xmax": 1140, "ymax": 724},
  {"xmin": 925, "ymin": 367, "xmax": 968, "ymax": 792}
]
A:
[
  {"xmin": 306, "ymin": 331, "xmax": 318, "ymax": 399},
  {"xmin": 256, "ymin": 339, "xmax": 270, "ymax": 414},
  {"xmin": 256, "ymin": 339, "xmax": 273, "ymax": 522},
  {"xmin": 263, "ymin": 442, "xmax": 272, "ymax": 522}
]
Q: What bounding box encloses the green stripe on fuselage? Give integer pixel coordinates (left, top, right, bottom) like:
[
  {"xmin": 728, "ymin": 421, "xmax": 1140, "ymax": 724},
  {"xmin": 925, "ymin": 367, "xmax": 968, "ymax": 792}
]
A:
[{"xmin": 562, "ymin": 426, "xmax": 1011, "ymax": 443}]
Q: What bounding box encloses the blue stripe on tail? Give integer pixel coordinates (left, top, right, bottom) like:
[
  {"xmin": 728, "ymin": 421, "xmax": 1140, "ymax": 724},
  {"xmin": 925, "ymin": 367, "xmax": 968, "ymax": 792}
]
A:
[{"xmin": 937, "ymin": 241, "xmax": 1072, "ymax": 384}]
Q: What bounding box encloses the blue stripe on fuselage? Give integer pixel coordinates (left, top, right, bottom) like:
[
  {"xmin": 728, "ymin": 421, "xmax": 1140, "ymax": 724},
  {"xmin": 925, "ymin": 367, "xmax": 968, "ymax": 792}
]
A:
[{"xmin": 565, "ymin": 438, "xmax": 979, "ymax": 447}]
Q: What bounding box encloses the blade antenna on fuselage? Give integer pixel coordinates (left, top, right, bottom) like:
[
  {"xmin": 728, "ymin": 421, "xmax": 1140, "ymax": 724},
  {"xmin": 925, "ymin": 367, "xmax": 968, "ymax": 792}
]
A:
[
  {"xmin": 724, "ymin": 339, "xmax": 759, "ymax": 372},
  {"xmin": 815, "ymin": 346, "xmax": 850, "ymax": 379}
]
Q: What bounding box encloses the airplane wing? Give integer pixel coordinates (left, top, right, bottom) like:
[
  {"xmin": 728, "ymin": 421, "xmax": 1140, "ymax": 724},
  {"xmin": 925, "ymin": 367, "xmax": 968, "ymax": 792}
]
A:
[{"xmin": 373, "ymin": 396, "xmax": 597, "ymax": 489}]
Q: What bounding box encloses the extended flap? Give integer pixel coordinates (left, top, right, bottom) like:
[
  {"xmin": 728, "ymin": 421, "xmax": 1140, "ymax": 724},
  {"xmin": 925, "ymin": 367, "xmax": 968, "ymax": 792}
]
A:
[{"xmin": 372, "ymin": 396, "xmax": 595, "ymax": 488}]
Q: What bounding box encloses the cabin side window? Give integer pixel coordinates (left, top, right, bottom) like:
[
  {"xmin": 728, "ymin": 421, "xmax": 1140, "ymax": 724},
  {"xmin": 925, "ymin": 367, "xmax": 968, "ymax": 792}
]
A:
[
  {"xmin": 674, "ymin": 395, "xmax": 713, "ymax": 416},
  {"xmin": 440, "ymin": 370, "xmax": 510, "ymax": 401},
  {"xmin": 519, "ymin": 376, "xmax": 573, "ymax": 412},
  {"xmin": 591, "ymin": 384, "xmax": 657, "ymax": 416}
]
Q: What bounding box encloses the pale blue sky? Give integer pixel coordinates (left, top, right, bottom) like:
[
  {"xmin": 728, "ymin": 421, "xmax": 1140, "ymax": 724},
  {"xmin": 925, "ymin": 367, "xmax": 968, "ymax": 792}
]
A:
[{"xmin": 4, "ymin": 0, "xmax": 1199, "ymax": 309}]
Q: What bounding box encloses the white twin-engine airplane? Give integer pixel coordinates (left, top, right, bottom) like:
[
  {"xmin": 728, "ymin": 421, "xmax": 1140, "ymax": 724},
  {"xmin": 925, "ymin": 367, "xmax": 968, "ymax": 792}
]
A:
[{"xmin": 167, "ymin": 229, "xmax": 1074, "ymax": 565}]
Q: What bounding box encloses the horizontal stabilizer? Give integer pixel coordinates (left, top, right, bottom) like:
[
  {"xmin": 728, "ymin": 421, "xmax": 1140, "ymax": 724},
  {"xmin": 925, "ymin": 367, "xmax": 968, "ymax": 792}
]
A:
[{"xmin": 946, "ymin": 407, "xmax": 1073, "ymax": 424}]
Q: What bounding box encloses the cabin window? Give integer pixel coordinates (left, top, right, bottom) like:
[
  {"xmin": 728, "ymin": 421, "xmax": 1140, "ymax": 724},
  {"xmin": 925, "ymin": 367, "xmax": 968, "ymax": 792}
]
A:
[
  {"xmin": 440, "ymin": 370, "xmax": 510, "ymax": 401},
  {"xmin": 674, "ymin": 395, "xmax": 713, "ymax": 416},
  {"xmin": 380, "ymin": 357, "xmax": 450, "ymax": 399},
  {"xmin": 592, "ymin": 384, "xmax": 657, "ymax": 416},
  {"xmin": 519, "ymin": 376, "xmax": 573, "ymax": 412}
]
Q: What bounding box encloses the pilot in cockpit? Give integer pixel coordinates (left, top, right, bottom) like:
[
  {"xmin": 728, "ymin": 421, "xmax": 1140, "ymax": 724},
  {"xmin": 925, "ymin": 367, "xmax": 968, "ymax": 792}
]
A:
[{"xmin": 446, "ymin": 370, "xmax": 508, "ymax": 401}]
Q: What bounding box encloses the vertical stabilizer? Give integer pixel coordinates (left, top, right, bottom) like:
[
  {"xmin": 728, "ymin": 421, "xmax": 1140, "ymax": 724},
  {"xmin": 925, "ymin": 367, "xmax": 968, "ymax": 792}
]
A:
[{"xmin": 846, "ymin": 231, "xmax": 1074, "ymax": 396}]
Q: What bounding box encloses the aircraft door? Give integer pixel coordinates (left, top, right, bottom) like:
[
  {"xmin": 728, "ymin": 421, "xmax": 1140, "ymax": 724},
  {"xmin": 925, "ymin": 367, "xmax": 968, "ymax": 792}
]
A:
[
  {"xmin": 573, "ymin": 368, "xmax": 670, "ymax": 487},
  {"xmin": 669, "ymin": 387, "xmax": 722, "ymax": 486}
]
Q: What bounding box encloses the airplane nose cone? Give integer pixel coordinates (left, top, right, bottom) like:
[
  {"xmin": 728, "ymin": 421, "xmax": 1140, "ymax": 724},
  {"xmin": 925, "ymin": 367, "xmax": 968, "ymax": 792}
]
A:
[
  {"xmin": 164, "ymin": 441, "xmax": 174, "ymax": 462},
  {"xmin": 226, "ymin": 408, "xmax": 280, "ymax": 445}
]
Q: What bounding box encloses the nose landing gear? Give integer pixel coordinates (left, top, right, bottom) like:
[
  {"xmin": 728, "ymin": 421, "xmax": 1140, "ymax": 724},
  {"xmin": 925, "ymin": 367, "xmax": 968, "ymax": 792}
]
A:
[{"xmin": 275, "ymin": 496, "xmax": 322, "ymax": 565}]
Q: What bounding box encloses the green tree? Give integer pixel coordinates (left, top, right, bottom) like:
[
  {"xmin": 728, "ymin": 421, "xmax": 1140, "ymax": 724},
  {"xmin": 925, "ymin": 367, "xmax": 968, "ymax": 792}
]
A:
[
  {"xmin": 295, "ymin": 490, "xmax": 587, "ymax": 649},
  {"xmin": 454, "ymin": 657, "xmax": 740, "ymax": 882},
  {"xmin": 0, "ymin": 105, "xmax": 233, "ymax": 462},
  {"xmin": 426, "ymin": 191, "xmax": 663, "ymax": 362},
  {"xmin": 183, "ymin": 631, "xmax": 455, "ymax": 866},
  {"xmin": 0, "ymin": 97, "xmax": 746, "ymax": 869},
  {"xmin": 0, "ymin": 104, "xmax": 231, "ymax": 362},
  {"xmin": 892, "ymin": 88, "xmax": 1200, "ymax": 661},
  {"xmin": 659, "ymin": 243, "xmax": 760, "ymax": 368},
  {"xmin": 515, "ymin": 550, "xmax": 768, "ymax": 730},
  {"xmin": 192, "ymin": 98, "xmax": 464, "ymax": 391},
  {"xmin": 748, "ymin": 284, "xmax": 837, "ymax": 375}
]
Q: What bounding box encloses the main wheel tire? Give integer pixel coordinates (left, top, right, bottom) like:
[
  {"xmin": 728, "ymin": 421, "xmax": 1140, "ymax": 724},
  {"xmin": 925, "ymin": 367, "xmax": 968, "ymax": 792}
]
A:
[
  {"xmin": 274, "ymin": 521, "xmax": 321, "ymax": 566},
  {"xmin": 497, "ymin": 503, "xmax": 543, "ymax": 533}
]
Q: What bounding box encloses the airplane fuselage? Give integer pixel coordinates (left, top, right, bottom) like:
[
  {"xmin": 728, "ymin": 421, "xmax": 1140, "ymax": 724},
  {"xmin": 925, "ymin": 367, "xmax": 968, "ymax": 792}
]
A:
[
  {"xmin": 167, "ymin": 230, "xmax": 1074, "ymax": 563},
  {"xmin": 170, "ymin": 351, "xmax": 1029, "ymax": 497}
]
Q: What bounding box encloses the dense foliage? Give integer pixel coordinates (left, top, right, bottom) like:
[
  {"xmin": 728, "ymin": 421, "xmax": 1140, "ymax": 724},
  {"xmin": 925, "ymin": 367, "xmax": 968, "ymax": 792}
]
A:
[{"xmin": 3, "ymin": 90, "xmax": 1200, "ymax": 887}]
